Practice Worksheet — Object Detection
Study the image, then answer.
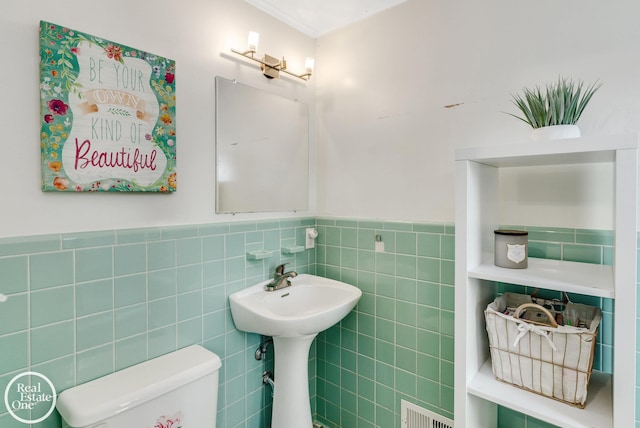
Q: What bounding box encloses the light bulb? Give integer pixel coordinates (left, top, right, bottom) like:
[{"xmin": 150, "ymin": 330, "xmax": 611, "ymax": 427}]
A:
[
  {"xmin": 247, "ymin": 31, "xmax": 259, "ymax": 52},
  {"xmin": 304, "ymin": 57, "xmax": 315, "ymax": 73}
]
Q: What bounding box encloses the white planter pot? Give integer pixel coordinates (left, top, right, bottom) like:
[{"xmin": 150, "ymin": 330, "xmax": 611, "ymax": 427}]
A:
[{"xmin": 530, "ymin": 124, "xmax": 581, "ymax": 141}]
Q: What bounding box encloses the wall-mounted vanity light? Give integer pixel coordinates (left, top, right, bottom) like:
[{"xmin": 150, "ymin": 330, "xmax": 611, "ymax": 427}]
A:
[{"xmin": 231, "ymin": 31, "xmax": 314, "ymax": 81}]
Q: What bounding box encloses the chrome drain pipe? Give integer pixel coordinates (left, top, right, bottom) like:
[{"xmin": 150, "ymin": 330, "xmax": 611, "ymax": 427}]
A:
[
  {"xmin": 255, "ymin": 336, "xmax": 273, "ymax": 360},
  {"xmin": 262, "ymin": 371, "xmax": 275, "ymax": 396}
]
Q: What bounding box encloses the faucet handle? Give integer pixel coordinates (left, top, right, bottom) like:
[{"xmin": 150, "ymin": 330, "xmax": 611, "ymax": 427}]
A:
[{"xmin": 275, "ymin": 263, "xmax": 288, "ymax": 275}]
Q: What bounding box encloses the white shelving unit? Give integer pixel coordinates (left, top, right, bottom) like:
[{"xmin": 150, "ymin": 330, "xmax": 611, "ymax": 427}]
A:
[{"xmin": 454, "ymin": 134, "xmax": 638, "ymax": 428}]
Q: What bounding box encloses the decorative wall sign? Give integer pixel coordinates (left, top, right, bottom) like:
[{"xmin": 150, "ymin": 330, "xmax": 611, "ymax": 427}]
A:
[{"xmin": 39, "ymin": 21, "xmax": 177, "ymax": 192}]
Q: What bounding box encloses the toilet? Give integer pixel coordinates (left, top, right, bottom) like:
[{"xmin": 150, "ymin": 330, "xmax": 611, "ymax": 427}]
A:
[{"xmin": 56, "ymin": 345, "xmax": 222, "ymax": 428}]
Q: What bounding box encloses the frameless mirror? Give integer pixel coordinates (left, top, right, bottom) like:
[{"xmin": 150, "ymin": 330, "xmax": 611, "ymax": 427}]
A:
[{"xmin": 215, "ymin": 77, "xmax": 309, "ymax": 214}]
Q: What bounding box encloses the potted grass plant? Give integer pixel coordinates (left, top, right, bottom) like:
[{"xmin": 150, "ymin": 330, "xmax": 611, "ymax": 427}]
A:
[{"xmin": 508, "ymin": 77, "xmax": 601, "ymax": 141}]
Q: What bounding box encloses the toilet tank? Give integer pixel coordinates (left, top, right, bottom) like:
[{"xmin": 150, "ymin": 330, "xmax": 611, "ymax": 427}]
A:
[{"xmin": 57, "ymin": 345, "xmax": 222, "ymax": 428}]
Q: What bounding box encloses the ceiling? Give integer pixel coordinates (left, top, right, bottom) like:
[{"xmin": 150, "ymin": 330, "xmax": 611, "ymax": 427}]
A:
[{"xmin": 245, "ymin": 0, "xmax": 408, "ymax": 38}]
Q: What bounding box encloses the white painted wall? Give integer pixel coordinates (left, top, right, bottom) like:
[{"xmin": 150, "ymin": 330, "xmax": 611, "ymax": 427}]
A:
[
  {"xmin": 316, "ymin": 0, "xmax": 640, "ymax": 228},
  {"xmin": 1, "ymin": 0, "xmax": 316, "ymax": 238},
  {"xmin": 5, "ymin": 0, "xmax": 640, "ymax": 237}
]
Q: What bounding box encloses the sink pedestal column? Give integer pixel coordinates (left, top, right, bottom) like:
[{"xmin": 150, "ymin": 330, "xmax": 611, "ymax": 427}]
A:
[{"xmin": 271, "ymin": 334, "xmax": 316, "ymax": 428}]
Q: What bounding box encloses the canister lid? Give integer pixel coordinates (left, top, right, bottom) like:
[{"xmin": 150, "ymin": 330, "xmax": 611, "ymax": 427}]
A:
[{"xmin": 494, "ymin": 229, "xmax": 528, "ymax": 236}]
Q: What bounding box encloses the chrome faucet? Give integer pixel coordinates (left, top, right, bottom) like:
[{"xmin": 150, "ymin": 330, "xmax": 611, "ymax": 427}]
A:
[{"xmin": 265, "ymin": 263, "xmax": 297, "ymax": 291}]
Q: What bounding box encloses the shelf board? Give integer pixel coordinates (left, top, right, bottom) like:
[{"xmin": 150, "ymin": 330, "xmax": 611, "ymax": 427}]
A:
[
  {"xmin": 468, "ymin": 359, "xmax": 612, "ymax": 428},
  {"xmin": 468, "ymin": 258, "xmax": 614, "ymax": 298},
  {"xmin": 456, "ymin": 134, "xmax": 637, "ymax": 168}
]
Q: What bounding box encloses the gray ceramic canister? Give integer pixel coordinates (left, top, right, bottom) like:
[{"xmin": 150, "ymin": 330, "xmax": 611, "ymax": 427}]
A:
[{"xmin": 494, "ymin": 230, "xmax": 528, "ymax": 269}]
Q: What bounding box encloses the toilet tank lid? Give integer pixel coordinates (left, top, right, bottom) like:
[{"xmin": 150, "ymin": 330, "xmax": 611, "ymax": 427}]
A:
[{"xmin": 56, "ymin": 345, "xmax": 222, "ymax": 427}]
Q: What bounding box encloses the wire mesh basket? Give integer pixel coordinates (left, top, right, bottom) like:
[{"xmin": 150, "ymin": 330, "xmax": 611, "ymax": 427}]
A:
[{"xmin": 484, "ymin": 292, "xmax": 601, "ymax": 408}]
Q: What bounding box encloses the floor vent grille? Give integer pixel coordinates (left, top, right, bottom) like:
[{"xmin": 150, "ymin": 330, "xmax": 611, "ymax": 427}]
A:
[{"xmin": 401, "ymin": 400, "xmax": 454, "ymax": 428}]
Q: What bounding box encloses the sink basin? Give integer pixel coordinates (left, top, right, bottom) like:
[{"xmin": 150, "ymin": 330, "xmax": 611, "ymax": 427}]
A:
[{"xmin": 229, "ymin": 273, "xmax": 362, "ymax": 338}]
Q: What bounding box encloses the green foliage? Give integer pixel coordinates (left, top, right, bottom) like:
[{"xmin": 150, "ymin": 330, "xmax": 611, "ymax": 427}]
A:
[
  {"xmin": 507, "ymin": 77, "xmax": 601, "ymax": 129},
  {"xmin": 107, "ymin": 107, "xmax": 132, "ymax": 117}
]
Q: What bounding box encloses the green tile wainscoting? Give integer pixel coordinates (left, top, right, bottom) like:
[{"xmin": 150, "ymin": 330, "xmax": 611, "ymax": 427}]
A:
[
  {"xmin": 0, "ymin": 219, "xmax": 316, "ymax": 428},
  {"xmin": 312, "ymin": 221, "xmax": 616, "ymax": 428},
  {"xmin": 0, "ymin": 218, "xmax": 631, "ymax": 428},
  {"xmin": 312, "ymin": 219, "xmax": 456, "ymax": 428}
]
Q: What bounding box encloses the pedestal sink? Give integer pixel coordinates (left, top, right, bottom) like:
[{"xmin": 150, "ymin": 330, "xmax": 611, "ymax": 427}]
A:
[{"xmin": 229, "ymin": 274, "xmax": 362, "ymax": 428}]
